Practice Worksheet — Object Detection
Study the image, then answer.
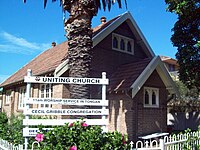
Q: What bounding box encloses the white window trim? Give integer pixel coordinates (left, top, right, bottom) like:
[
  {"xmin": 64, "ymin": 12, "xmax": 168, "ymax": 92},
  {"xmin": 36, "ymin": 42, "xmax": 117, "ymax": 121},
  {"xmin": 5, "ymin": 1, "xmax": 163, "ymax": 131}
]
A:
[
  {"xmin": 143, "ymin": 87, "xmax": 159, "ymax": 108},
  {"xmin": 18, "ymin": 87, "xmax": 26, "ymax": 110},
  {"xmin": 39, "ymin": 84, "xmax": 53, "ymax": 108},
  {"xmin": 5, "ymin": 90, "xmax": 11, "ymax": 105},
  {"xmin": 112, "ymin": 33, "xmax": 134, "ymax": 55}
]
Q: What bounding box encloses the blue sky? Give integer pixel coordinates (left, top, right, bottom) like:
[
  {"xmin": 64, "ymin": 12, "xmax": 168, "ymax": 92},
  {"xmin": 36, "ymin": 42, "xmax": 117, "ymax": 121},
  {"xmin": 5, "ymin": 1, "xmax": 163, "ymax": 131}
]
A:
[{"xmin": 0, "ymin": 0, "xmax": 178, "ymax": 83}]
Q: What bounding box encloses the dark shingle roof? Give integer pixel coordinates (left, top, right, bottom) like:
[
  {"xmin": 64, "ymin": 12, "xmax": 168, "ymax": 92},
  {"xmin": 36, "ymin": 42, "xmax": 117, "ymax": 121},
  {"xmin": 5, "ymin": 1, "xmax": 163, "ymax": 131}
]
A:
[{"xmin": 108, "ymin": 58, "xmax": 152, "ymax": 92}]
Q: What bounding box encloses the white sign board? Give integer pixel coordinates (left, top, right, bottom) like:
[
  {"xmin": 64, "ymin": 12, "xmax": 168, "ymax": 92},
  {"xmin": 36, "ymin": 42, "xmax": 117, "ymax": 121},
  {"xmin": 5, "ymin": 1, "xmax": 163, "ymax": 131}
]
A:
[
  {"xmin": 23, "ymin": 119, "xmax": 109, "ymax": 126},
  {"xmin": 23, "ymin": 128, "xmax": 53, "ymax": 137},
  {"xmin": 24, "ymin": 108, "xmax": 109, "ymax": 115},
  {"xmin": 26, "ymin": 98, "xmax": 108, "ymax": 106},
  {"xmin": 24, "ymin": 76, "xmax": 109, "ymax": 85}
]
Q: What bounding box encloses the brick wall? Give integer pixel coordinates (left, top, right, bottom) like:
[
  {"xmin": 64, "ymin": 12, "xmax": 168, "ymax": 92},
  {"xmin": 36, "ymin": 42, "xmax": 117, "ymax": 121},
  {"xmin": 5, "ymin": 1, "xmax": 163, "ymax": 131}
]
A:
[
  {"xmin": 136, "ymin": 70, "xmax": 168, "ymax": 137},
  {"xmin": 108, "ymin": 92, "xmax": 135, "ymax": 140}
]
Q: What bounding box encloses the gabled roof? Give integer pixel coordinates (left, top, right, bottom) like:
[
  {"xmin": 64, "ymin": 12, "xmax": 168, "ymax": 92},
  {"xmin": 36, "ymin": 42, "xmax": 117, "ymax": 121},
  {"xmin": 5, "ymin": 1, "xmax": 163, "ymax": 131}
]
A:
[
  {"xmin": 93, "ymin": 11, "xmax": 155, "ymax": 58},
  {"xmin": 108, "ymin": 58, "xmax": 152, "ymax": 92},
  {"xmin": 160, "ymin": 56, "xmax": 179, "ymax": 66},
  {"xmin": 1, "ymin": 12, "xmax": 159, "ymax": 88},
  {"xmin": 109, "ymin": 56, "xmax": 179, "ymax": 97}
]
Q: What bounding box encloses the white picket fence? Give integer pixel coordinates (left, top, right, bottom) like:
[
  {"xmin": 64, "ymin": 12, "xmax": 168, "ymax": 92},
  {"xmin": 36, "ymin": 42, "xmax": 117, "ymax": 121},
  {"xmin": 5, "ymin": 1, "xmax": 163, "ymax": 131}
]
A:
[
  {"xmin": 0, "ymin": 131, "xmax": 199, "ymax": 150},
  {"xmin": 130, "ymin": 130, "xmax": 200, "ymax": 150},
  {"xmin": 0, "ymin": 138, "xmax": 23, "ymax": 150}
]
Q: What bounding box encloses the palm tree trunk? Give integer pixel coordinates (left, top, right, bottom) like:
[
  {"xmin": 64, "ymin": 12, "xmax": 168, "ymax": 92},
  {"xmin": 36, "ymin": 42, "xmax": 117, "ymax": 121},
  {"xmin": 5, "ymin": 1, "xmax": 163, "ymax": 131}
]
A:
[{"xmin": 63, "ymin": 0, "xmax": 97, "ymax": 99}]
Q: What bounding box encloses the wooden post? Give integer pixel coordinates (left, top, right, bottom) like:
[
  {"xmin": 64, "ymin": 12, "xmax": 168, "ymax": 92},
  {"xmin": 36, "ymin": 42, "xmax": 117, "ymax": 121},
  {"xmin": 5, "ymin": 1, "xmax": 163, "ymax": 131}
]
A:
[
  {"xmin": 24, "ymin": 69, "xmax": 32, "ymax": 150},
  {"xmin": 102, "ymin": 72, "xmax": 107, "ymax": 132}
]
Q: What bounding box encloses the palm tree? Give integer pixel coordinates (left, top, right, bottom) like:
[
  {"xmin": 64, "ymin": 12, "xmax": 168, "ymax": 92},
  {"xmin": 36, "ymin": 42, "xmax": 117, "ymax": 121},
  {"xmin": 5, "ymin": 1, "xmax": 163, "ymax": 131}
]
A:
[{"xmin": 24, "ymin": 0, "xmax": 127, "ymax": 99}]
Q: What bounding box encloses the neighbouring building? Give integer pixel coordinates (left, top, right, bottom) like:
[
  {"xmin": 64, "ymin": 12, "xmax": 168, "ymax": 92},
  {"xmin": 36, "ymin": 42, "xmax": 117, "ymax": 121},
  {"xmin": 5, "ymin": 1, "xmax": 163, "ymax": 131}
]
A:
[
  {"xmin": 161, "ymin": 57, "xmax": 200, "ymax": 132},
  {"xmin": 161, "ymin": 56, "xmax": 179, "ymax": 81},
  {"xmin": 0, "ymin": 12, "xmax": 178, "ymax": 141}
]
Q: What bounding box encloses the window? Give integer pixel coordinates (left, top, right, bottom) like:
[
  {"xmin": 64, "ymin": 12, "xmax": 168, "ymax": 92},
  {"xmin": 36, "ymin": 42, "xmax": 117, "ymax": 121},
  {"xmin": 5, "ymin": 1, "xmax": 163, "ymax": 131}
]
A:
[
  {"xmin": 18, "ymin": 87, "xmax": 26, "ymax": 110},
  {"xmin": 127, "ymin": 41, "xmax": 132, "ymax": 52},
  {"xmin": 39, "ymin": 84, "xmax": 53, "ymax": 108},
  {"xmin": 113, "ymin": 37, "xmax": 118, "ymax": 49},
  {"xmin": 120, "ymin": 39, "xmax": 125, "ymax": 50},
  {"xmin": 144, "ymin": 87, "xmax": 159, "ymax": 107},
  {"xmin": 169, "ymin": 64, "xmax": 175, "ymax": 72},
  {"xmin": 112, "ymin": 33, "xmax": 134, "ymax": 54},
  {"xmin": 5, "ymin": 90, "xmax": 11, "ymax": 105}
]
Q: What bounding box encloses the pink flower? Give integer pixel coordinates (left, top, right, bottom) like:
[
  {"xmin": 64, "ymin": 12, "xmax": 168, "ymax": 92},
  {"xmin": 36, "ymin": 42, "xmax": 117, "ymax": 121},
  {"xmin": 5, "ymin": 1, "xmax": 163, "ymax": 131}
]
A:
[
  {"xmin": 81, "ymin": 122, "xmax": 88, "ymax": 127},
  {"xmin": 69, "ymin": 123, "xmax": 74, "ymax": 127},
  {"xmin": 35, "ymin": 133, "xmax": 44, "ymax": 142},
  {"xmin": 69, "ymin": 145, "xmax": 77, "ymax": 150}
]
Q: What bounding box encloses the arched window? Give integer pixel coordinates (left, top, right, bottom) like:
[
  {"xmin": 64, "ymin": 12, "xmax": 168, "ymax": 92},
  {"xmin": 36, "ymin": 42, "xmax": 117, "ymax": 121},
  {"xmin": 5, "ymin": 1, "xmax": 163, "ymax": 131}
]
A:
[
  {"xmin": 113, "ymin": 37, "xmax": 118, "ymax": 48},
  {"xmin": 144, "ymin": 87, "xmax": 159, "ymax": 107},
  {"xmin": 127, "ymin": 41, "xmax": 132, "ymax": 52},
  {"xmin": 152, "ymin": 91, "xmax": 156, "ymax": 105},
  {"xmin": 145, "ymin": 90, "xmax": 149, "ymax": 105},
  {"xmin": 120, "ymin": 39, "xmax": 125, "ymax": 50},
  {"xmin": 112, "ymin": 33, "xmax": 134, "ymax": 55}
]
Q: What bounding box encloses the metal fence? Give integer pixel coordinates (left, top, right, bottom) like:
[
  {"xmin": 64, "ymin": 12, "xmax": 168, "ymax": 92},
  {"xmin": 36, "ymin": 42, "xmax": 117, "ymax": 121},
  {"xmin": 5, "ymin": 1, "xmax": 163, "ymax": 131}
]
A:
[
  {"xmin": 130, "ymin": 131, "xmax": 200, "ymax": 150},
  {"xmin": 0, "ymin": 139, "xmax": 23, "ymax": 150},
  {"xmin": 0, "ymin": 131, "xmax": 199, "ymax": 150}
]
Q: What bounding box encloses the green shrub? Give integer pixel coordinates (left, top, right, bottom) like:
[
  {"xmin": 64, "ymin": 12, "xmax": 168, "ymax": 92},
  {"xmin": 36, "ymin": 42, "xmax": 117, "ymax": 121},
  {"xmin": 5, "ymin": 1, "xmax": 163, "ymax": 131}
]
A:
[
  {"xmin": 0, "ymin": 113, "xmax": 24, "ymax": 144},
  {"xmin": 38, "ymin": 120, "xmax": 130, "ymax": 150},
  {"xmin": 0, "ymin": 112, "xmax": 9, "ymax": 139},
  {"xmin": 182, "ymin": 127, "xmax": 200, "ymax": 150}
]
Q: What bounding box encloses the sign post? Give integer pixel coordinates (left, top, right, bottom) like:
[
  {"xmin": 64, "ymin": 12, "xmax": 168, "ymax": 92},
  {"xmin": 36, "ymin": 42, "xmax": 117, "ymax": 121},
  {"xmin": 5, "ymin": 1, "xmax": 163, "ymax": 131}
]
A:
[
  {"xmin": 102, "ymin": 72, "xmax": 107, "ymax": 132},
  {"xmin": 24, "ymin": 69, "xmax": 31, "ymax": 150}
]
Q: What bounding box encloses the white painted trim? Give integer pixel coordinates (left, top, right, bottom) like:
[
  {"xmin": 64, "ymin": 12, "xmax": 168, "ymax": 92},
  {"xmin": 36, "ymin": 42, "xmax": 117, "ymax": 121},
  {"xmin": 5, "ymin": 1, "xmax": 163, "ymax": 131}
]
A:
[
  {"xmin": 112, "ymin": 33, "xmax": 134, "ymax": 55},
  {"xmin": 155, "ymin": 61, "xmax": 179, "ymax": 97},
  {"xmin": 143, "ymin": 87, "xmax": 159, "ymax": 108},
  {"xmin": 131, "ymin": 57, "xmax": 159, "ymax": 98},
  {"xmin": 131, "ymin": 56, "xmax": 179, "ymax": 98},
  {"xmin": 54, "ymin": 59, "xmax": 69, "ymax": 77}
]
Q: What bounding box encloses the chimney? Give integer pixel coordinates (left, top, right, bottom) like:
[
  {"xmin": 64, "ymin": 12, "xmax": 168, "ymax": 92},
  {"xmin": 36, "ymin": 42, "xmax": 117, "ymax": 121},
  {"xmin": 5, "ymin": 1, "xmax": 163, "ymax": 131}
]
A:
[
  {"xmin": 100, "ymin": 16, "xmax": 106, "ymax": 24},
  {"xmin": 52, "ymin": 42, "xmax": 56, "ymax": 47}
]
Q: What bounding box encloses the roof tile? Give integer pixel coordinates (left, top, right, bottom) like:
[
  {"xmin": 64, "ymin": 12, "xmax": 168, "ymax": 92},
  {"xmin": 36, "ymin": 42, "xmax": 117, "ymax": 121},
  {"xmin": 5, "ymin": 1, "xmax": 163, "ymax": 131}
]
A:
[{"xmin": 108, "ymin": 58, "xmax": 152, "ymax": 92}]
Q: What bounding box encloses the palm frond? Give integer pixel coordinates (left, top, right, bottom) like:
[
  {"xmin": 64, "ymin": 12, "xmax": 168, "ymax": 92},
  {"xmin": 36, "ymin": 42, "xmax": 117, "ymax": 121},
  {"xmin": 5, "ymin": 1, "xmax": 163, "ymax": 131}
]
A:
[
  {"xmin": 124, "ymin": 0, "xmax": 127, "ymax": 9},
  {"xmin": 99, "ymin": 0, "xmax": 127, "ymax": 11},
  {"xmin": 107, "ymin": 0, "xmax": 112, "ymax": 11},
  {"xmin": 44, "ymin": 0, "xmax": 48, "ymax": 8},
  {"xmin": 117, "ymin": 0, "xmax": 122, "ymax": 8},
  {"xmin": 44, "ymin": 0, "xmax": 58, "ymax": 8},
  {"xmin": 95, "ymin": 0, "xmax": 101, "ymax": 9},
  {"xmin": 102, "ymin": 0, "xmax": 106, "ymax": 11}
]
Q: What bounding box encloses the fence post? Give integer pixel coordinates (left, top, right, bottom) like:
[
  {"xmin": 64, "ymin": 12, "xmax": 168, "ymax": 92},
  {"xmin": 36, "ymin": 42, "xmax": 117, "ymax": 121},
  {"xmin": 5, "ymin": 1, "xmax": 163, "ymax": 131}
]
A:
[
  {"xmin": 24, "ymin": 69, "xmax": 32, "ymax": 150},
  {"xmin": 160, "ymin": 138, "xmax": 165, "ymax": 150}
]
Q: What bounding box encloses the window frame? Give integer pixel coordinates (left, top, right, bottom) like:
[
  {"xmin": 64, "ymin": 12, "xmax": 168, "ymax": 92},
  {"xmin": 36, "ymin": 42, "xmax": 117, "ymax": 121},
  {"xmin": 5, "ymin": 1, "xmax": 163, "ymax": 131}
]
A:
[
  {"xmin": 18, "ymin": 87, "xmax": 26, "ymax": 110},
  {"xmin": 112, "ymin": 33, "xmax": 134, "ymax": 55},
  {"xmin": 39, "ymin": 84, "xmax": 53, "ymax": 108},
  {"xmin": 5, "ymin": 90, "xmax": 11, "ymax": 105},
  {"xmin": 143, "ymin": 87, "xmax": 159, "ymax": 108}
]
